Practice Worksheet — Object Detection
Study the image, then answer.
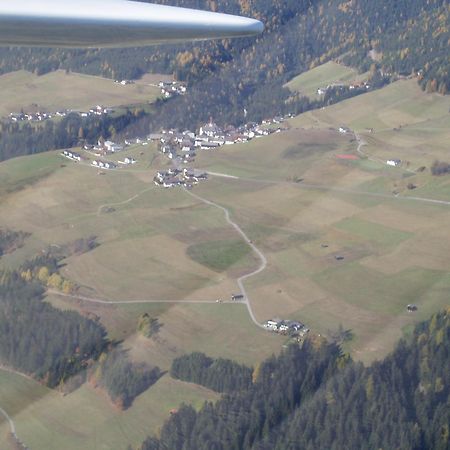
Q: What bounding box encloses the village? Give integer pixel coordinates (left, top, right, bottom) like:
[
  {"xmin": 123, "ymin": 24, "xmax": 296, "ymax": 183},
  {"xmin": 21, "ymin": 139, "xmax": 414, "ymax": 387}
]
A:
[{"xmin": 59, "ymin": 112, "xmax": 287, "ymax": 189}]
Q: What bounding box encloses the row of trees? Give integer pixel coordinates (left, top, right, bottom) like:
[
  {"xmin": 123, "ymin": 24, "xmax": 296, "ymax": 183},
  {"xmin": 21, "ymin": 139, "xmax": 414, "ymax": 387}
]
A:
[
  {"xmin": 170, "ymin": 352, "xmax": 253, "ymax": 393},
  {"xmin": 141, "ymin": 310, "xmax": 449, "ymax": 450}
]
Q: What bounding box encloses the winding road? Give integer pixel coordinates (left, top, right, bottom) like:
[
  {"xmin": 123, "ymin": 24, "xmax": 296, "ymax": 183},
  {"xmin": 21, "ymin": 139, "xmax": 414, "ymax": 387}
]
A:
[{"xmin": 184, "ymin": 188, "xmax": 267, "ymax": 328}]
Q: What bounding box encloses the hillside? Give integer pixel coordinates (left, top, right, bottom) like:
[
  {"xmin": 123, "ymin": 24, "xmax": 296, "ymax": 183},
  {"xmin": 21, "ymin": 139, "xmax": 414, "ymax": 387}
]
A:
[
  {"xmin": 142, "ymin": 309, "xmax": 450, "ymax": 450},
  {"xmin": 0, "ymin": 0, "xmax": 447, "ymax": 131},
  {"xmin": 0, "ymin": 70, "xmax": 160, "ymax": 118}
]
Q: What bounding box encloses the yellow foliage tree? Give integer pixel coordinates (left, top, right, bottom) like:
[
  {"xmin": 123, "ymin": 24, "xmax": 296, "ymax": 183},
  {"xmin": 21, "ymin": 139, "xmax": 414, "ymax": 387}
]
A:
[
  {"xmin": 37, "ymin": 266, "xmax": 50, "ymax": 283},
  {"xmin": 62, "ymin": 280, "xmax": 76, "ymax": 294},
  {"xmin": 47, "ymin": 273, "xmax": 63, "ymax": 290}
]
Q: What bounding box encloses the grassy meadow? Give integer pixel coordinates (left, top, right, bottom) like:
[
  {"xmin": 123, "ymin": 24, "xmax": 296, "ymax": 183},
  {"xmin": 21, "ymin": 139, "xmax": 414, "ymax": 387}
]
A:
[
  {"xmin": 0, "ymin": 70, "xmax": 161, "ymax": 117},
  {"xmin": 285, "ymin": 61, "xmax": 364, "ymax": 99}
]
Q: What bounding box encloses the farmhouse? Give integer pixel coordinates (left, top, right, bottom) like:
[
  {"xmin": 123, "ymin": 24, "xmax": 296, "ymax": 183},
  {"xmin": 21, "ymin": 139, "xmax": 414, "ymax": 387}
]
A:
[
  {"xmin": 264, "ymin": 319, "xmax": 307, "ymax": 335},
  {"xmin": 387, "ymin": 159, "xmax": 401, "ymax": 167},
  {"xmin": 92, "ymin": 160, "xmax": 116, "ymax": 170},
  {"xmin": 104, "ymin": 140, "xmax": 123, "ymax": 153},
  {"xmin": 62, "ymin": 150, "xmax": 82, "ymax": 161}
]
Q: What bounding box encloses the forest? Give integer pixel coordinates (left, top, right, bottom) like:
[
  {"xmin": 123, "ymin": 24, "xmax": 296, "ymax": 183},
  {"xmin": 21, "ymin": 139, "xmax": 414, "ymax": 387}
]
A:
[
  {"xmin": 170, "ymin": 352, "xmax": 253, "ymax": 393},
  {"xmin": 0, "ymin": 271, "xmax": 108, "ymax": 387},
  {"xmin": 141, "ymin": 310, "xmax": 450, "ymax": 450}
]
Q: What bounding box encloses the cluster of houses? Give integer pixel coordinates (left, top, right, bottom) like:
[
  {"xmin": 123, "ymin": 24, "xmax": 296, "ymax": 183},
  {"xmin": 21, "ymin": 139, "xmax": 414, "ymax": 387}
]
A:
[
  {"xmin": 9, "ymin": 111, "xmax": 52, "ymax": 122},
  {"xmin": 8, "ymin": 105, "xmax": 114, "ymax": 123},
  {"xmin": 91, "ymin": 160, "xmax": 117, "ymax": 170},
  {"xmin": 61, "ymin": 150, "xmax": 82, "ymax": 162},
  {"xmin": 154, "ymin": 167, "xmax": 207, "ymax": 189},
  {"xmin": 159, "ymin": 81, "xmax": 187, "ymax": 98},
  {"xmin": 153, "ymin": 118, "xmax": 280, "ymax": 161},
  {"xmin": 83, "ymin": 139, "xmax": 124, "ymax": 155},
  {"xmin": 264, "ymin": 318, "xmax": 309, "ymax": 336},
  {"xmin": 317, "ymin": 81, "xmax": 371, "ymax": 96}
]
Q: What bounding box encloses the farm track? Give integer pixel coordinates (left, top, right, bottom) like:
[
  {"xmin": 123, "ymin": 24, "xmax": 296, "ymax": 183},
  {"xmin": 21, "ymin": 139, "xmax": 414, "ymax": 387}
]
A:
[
  {"xmin": 184, "ymin": 189, "xmax": 267, "ymax": 329},
  {"xmin": 0, "ymin": 404, "xmax": 26, "ymax": 450},
  {"xmin": 47, "ymin": 290, "xmax": 234, "ymax": 305},
  {"xmin": 206, "ymin": 168, "xmax": 450, "ymax": 207}
]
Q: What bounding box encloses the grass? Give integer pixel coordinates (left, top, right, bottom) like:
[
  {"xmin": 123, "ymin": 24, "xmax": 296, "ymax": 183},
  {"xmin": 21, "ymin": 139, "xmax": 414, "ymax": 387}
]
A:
[
  {"xmin": 1, "ymin": 69, "xmax": 450, "ymax": 447},
  {"xmin": 285, "ymin": 61, "xmax": 362, "ymax": 99},
  {"xmin": 334, "ymin": 217, "xmax": 413, "ymax": 248},
  {"xmin": 0, "ymin": 70, "xmax": 161, "ymax": 117},
  {"xmin": 187, "ymin": 239, "xmax": 253, "ymax": 272},
  {"xmin": 0, "ymin": 369, "xmax": 218, "ymax": 450}
]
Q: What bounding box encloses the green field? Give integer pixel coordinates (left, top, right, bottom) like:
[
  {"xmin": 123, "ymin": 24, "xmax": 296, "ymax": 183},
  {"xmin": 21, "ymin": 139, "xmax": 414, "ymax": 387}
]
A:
[
  {"xmin": 285, "ymin": 61, "xmax": 364, "ymax": 98},
  {"xmin": 187, "ymin": 239, "xmax": 255, "ymax": 272},
  {"xmin": 0, "ymin": 70, "xmax": 161, "ymax": 117}
]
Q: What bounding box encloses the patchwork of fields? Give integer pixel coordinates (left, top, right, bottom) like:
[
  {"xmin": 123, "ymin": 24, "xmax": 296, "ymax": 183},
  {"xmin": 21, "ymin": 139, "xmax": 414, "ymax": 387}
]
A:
[{"xmin": 0, "ymin": 69, "xmax": 449, "ymax": 449}]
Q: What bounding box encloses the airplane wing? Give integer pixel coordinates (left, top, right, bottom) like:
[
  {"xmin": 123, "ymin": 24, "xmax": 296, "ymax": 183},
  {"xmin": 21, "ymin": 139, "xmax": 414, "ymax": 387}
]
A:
[{"xmin": 0, "ymin": 0, "xmax": 263, "ymax": 48}]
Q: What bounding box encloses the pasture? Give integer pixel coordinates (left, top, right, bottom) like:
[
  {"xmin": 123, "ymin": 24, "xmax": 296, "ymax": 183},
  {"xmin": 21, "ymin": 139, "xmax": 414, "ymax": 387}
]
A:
[
  {"xmin": 1, "ymin": 67, "xmax": 450, "ymax": 449},
  {"xmin": 285, "ymin": 61, "xmax": 363, "ymax": 98},
  {"xmin": 0, "ymin": 70, "xmax": 161, "ymax": 117},
  {"xmin": 0, "ymin": 146, "xmax": 284, "ymax": 449}
]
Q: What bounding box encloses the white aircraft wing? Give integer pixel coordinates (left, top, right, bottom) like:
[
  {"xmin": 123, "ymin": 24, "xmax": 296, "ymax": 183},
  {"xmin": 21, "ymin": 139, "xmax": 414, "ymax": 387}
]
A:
[{"xmin": 0, "ymin": 0, "xmax": 263, "ymax": 47}]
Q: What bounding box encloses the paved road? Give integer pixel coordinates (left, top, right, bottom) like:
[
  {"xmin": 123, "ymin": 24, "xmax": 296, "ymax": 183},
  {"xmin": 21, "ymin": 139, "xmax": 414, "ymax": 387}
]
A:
[{"xmin": 184, "ymin": 189, "xmax": 267, "ymax": 329}]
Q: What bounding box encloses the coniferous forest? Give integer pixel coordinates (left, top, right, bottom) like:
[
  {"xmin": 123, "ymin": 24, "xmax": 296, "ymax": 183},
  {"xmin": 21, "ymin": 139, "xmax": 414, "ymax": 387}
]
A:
[
  {"xmin": 0, "ymin": 272, "xmax": 108, "ymax": 387},
  {"xmin": 170, "ymin": 352, "xmax": 253, "ymax": 393},
  {"xmin": 141, "ymin": 310, "xmax": 450, "ymax": 450},
  {"xmin": 90, "ymin": 350, "xmax": 163, "ymax": 409}
]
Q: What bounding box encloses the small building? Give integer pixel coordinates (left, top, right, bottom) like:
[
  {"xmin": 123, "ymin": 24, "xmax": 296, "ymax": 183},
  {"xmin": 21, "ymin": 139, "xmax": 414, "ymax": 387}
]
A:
[
  {"xmin": 231, "ymin": 294, "xmax": 244, "ymax": 301},
  {"xmin": 387, "ymin": 159, "xmax": 401, "ymax": 167},
  {"xmin": 407, "ymin": 304, "xmax": 418, "ymax": 312},
  {"xmin": 104, "ymin": 141, "xmax": 123, "ymax": 153},
  {"xmin": 201, "ymin": 142, "xmax": 220, "ymax": 150},
  {"xmin": 265, "ymin": 319, "xmax": 281, "ymax": 331}
]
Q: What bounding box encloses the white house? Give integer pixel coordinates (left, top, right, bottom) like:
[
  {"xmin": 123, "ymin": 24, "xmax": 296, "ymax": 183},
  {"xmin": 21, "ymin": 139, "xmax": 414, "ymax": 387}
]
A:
[{"xmin": 387, "ymin": 159, "xmax": 401, "ymax": 167}]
